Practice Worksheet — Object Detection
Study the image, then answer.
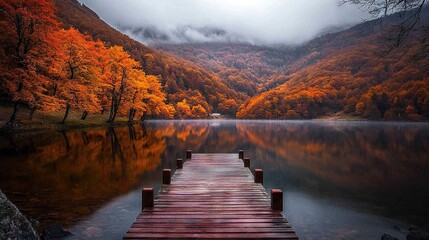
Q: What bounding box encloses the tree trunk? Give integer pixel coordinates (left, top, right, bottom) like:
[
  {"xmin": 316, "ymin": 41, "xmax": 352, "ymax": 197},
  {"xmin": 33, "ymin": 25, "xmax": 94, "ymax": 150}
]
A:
[
  {"xmin": 53, "ymin": 84, "xmax": 57, "ymax": 96},
  {"xmin": 111, "ymin": 77, "xmax": 125, "ymax": 123},
  {"xmin": 128, "ymin": 108, "xmax": 136, "ymax": 124},
  {"xmin": 140, "ymin": 111, "xmax": 146, "ymax": 122},
  {"xmin": 8, "ymin": 102, "xmax": 20, "ymax": 124},
  {"xmin": 108, "ymin": 103, "xmax": 116, "ymax": 123},
  {"xmin": 140, "ymin": 122, "xmax": 147, "ymax": 136},
  {"xmin": 29, "ymin": 107, "xmax": 36, "ymax": 121},
  {"xmin": 81, "ymin": 110, "xmax": 88, "ymax": 120},
  {"xmin": 108, "ymin": 102, "xmax": 115, "ymax": 123},
  {"xmin": 111, "ymin": 104, "xmax": 119, "ymax": 123},
  {"xmin": 111, "ymin": 92, "xmax": 123, "ymax": 123},
  {"xmin": 108, "ymin": 86, "xmax": 116, "ymax": 123},
  {"xmin": 61, "ymin": 103, "xmax": 71, "ymax": 125}
]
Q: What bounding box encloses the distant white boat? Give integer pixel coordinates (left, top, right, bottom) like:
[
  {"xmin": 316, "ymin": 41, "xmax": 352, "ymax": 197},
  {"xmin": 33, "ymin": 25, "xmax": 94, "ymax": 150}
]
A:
[{"xmin": 210, "ymin": 113, "xmax": 223, "ymax": 119}]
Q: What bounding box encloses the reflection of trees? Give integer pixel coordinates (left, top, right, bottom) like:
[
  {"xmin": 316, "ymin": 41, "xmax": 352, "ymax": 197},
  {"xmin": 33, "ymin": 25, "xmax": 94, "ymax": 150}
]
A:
[
  {"xmin": 156, "ymin": 122, "xmax": 211, "ymax": 152},
  {"xmin": 236, "ymin": 122, "xmax": 429, "ymax": 225},
  {"xmin": 0, "ymin": 125, "xmax": 168, "ymax": 228},
  {"xmin": 153, "ymin": 121, "xmax": 243, "ymax": 154},
  {"xmin": 128, "ymin": 124, "xmax": 136, "ymax": 140},
  {"xmin": 237, "ymin": 122, "xmax": 429, "ymax": 189},
  {"xmin": 233, "ymin": 122, "xmax": 429, "ymax": 225}
]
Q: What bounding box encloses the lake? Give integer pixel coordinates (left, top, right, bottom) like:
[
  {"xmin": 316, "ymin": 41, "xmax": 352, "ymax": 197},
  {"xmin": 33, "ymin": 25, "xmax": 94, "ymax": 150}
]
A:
[{"xmin": 0, "ymin": 120, "xmax": 428, "ymax": 239}]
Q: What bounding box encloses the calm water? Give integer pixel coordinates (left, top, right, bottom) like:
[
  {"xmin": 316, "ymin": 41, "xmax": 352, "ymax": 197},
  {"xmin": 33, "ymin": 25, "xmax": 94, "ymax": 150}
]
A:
[{"xmin": 0, "ymin": 120, "xmax": 428, "ymax": 239}]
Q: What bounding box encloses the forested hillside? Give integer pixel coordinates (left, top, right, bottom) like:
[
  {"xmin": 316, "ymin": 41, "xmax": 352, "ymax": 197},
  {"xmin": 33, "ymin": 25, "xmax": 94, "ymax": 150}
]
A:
[
  {"xmin": 155, "ymin": 8, "xmax": 429, "ymax": 120},
  {"xmin": 236, "ymin": 9, "xmax": 429, "ymax": 120},
  {"xmin": 155, "ymin": 43, "xmax": 290, "ymax": 96},
  {"xmin": 0, "ymin": 0, "xmax": 175, "ymax": 125},
  {"xmin": 53, "ymin": 0, "xmax": 243, "ymax": 118}
]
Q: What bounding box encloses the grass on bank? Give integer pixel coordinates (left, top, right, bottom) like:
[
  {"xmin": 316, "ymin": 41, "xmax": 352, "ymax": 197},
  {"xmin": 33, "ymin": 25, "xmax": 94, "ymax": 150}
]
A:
[{"xmin": 0, "ymin": 103, "xmax": 130, "ymax": 132}]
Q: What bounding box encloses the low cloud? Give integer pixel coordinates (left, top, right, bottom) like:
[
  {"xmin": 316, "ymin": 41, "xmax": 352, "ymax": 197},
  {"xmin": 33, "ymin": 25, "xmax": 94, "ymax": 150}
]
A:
[{"xmin": 78, "ymin": 0, "xmax": 369, "ymax": 45}]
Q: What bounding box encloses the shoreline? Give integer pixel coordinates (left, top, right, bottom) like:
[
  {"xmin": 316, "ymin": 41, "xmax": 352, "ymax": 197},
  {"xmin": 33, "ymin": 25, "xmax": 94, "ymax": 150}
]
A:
[
  {"xmin": 0, "ymin": 105, "xmax": 427, "ymax": 135},
  {"xmin": 2, "ymin": 118, "xmax": 428, "ymax": 135}
]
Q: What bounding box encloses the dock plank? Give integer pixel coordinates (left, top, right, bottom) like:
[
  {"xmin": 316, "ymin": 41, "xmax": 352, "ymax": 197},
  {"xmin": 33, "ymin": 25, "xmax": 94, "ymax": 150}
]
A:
[{"xmin": 124, "ymin": 153, "xmax": 298, "ymax": 239}]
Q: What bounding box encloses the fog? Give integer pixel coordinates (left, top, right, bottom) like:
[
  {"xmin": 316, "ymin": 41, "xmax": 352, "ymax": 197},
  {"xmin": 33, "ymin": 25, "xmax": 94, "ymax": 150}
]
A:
[{"xmin": 77, "ymin": 0, "xmax": 369, "ymax": 45}]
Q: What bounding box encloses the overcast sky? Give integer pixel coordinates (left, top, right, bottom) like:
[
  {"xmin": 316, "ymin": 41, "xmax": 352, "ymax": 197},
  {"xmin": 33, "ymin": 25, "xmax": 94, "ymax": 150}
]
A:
[{"xmin": 77, "ymin": 0, "xmax": 369, "ymax": 45}]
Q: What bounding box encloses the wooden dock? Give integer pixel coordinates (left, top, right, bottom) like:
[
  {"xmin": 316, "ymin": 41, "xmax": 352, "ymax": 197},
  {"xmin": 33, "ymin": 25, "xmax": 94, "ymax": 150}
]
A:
[{"xmin": 124, "ymin": 152, "xmax": 298, "ymax": 239}]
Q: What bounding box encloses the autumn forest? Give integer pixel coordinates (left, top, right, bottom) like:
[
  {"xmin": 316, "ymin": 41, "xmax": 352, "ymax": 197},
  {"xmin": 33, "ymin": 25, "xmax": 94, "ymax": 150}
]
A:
[{"xmin": 1, "ymin": 0, "xmax": 429, "ymax": 123}]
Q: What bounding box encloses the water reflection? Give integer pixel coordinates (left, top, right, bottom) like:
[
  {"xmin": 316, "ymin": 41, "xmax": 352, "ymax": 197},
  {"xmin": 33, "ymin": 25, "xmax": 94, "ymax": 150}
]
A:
[
  {"xmin": 236, "ymin": 121, "xmax": 429, "ymax": 221},
  {"xmin": 0, "ymin": 124, "xmax": 168, "ymax": 231},
  {"xmin": 0, "ymin": 120, "xmax": 428, "ymax": 239}
]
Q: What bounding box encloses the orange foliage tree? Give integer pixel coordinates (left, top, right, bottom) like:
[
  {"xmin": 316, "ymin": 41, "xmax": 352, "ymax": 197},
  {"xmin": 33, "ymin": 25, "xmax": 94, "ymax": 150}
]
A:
[
  {"xmin": 49, "ymin": 28, "xmax": 103, "ymax": 124},
  {"xmin": 0, "ymin": 0, "xmax": 58, "ymax": 123},
  {"xmin": 103, "ymin": 46, "xmax": 173, "ymax": 123}
]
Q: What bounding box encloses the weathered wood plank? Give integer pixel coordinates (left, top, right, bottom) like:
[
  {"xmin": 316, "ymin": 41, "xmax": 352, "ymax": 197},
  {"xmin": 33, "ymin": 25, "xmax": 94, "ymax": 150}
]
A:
[
  {"xmin": 124, "ymin": 232, "xmax": 299, "ymax": 239},
  {"xmin": 124, "ymin": 153, "xmax": 298, "ymax": 239},
  {"xmin": 130, "ymin": 223, "xmax": 292, "ymax": 228},
  {"xmin": 127, "ymin": 228, "xmax": 295, "ymax": 233}
]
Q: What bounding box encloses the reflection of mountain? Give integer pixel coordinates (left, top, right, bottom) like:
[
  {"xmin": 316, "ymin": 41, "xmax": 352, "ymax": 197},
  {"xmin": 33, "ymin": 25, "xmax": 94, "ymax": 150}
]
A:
[
  {"xmin": 236, "ymin": 122, "xmax": 429, "ymax": 224},
  {"xmin": 0, "ymin": 125, "xmax": 168, "ymax": 228},
  {"xmin": 237, "ymin": 122, "xmax": 429, "ymax": 188}
]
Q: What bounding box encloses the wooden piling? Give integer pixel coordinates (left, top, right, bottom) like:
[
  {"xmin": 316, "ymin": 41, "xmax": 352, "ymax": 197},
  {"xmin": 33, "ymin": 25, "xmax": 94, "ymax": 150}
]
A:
[
  {"xmin": 271, "ymin": 189, "xmax": 283, "ymax": 211},
  {"xmin": 163, "ymin": 169, "xmax": 171, "ymax": 184},
  {"xmin": 177, "ymin": 158, "xmax": 183, "ymax": 169},
  {"xmin": 142, "ymin": 188, "xmax": 154, "ymax": 209},
  {"xmin": 186, "ymin": 150, "xmax": 192, "ymax": 159},
  {"xmin": 255, "ymin": 168, "xmax": 263, "ymax": 185},
  {"xmin": 244, "ymin": 158, "xmax": 250, "ymax": 168},
  {"xmin": 238, "ymin": 150, "xmax": 244, "ymax": 159}
]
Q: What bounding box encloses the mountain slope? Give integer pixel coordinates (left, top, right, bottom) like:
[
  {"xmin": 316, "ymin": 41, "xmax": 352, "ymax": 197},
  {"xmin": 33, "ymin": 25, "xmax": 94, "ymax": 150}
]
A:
[
  {"xmin": 154, "ymin": 8, "xmax": 429, "ymax": 120},
  {"xmin": 54, "ymin": 0, "xmax": 243, "ymax": 118},
  {"xmin": 155, "ymin": 42, "xmax": 291, "ymax": 96},
  {"xmin": 236, "ymin": 8, "xmax": 429, "ymax": 120}
]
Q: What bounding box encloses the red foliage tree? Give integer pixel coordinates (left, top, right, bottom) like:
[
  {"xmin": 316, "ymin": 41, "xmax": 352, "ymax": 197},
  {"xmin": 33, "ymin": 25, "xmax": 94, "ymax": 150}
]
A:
[{"xmin": 0, "ymin": 0, "xmax": 59, "ymax": 123}]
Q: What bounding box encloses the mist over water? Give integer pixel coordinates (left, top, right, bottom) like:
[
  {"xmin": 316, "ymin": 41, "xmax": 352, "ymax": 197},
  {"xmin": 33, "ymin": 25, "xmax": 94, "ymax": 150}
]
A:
[{"xmin": 0, "ymin": 120, "xmax": 428, "ymax": 239}]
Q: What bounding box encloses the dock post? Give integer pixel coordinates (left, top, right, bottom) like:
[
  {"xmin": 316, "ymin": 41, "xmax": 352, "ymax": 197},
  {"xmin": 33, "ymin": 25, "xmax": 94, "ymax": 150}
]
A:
[
  {"xmin": 186, "ymin": 150, "xmax": 192, "ymax": 159},
  {"xmin": 163, "ymin": 169, "xmax": 171, "ymax": 184},
  {"xmin": 255, "ymin": 169, "xmax": 263, "ymax": 185},
  {"xmin": 239, "ymin": 150, "xmax": 244, "ymax": 159},
  {"xmin": 177, "ymin": 158, "xmax": 183, "ymax": 169},
  {"xmin": 244, "ymin": 158, "xmax": 250, "ymax": 168},
  {"xmin": 271, "ymin": 189, "xmax": 283, "ymax": 211},
  {"xmin": 142, "ymin": 188, "xmax": 154, "ymax": 209}
]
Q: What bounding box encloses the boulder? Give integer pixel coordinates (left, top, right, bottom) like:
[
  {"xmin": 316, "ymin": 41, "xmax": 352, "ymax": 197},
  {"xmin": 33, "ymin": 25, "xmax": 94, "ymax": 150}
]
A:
[
  {"xmin": 381, "ymin": 233, "xmax": 400, "ymax": 240},
  {"xmin": 0, "ymin": 190, "xmax": 39, "ymax": 240},
  {"xmin": 407, "ymin": 229, "xmax": 429, "ymax": 240},
  {"xmin": 41, "ymin": 224, "xmax": 73, "ymax": 240}
]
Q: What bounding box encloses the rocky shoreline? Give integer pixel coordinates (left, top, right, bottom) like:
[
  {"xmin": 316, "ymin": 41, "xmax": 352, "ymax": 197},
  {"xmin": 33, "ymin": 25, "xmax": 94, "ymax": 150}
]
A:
[
  {"xmin": 0, "ymin": 191, "xmax": 39, "ymax": 239},
  {"xmin": 0, "ymin": 191, "xmax": 73, "ymax": 240}
]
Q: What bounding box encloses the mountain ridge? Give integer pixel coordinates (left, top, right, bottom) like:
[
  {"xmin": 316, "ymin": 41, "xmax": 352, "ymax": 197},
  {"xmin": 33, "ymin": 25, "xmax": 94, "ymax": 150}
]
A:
[
  {"xmin": 153, "ymin": 8, "xmax": 429, "ymax": 120},
  {"xmin": 56, "ymin": 0, "xmax": 429, "ymax": 120}
]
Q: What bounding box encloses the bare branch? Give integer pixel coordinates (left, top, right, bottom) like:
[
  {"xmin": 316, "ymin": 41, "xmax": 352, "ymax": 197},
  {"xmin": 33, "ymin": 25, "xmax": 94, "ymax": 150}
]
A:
[{"xmin": 341, "ymin": 0, "xmax": 427, "ymax": 53}]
